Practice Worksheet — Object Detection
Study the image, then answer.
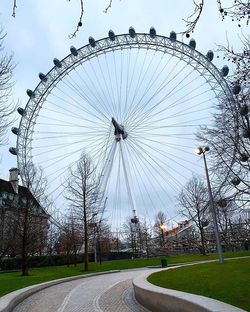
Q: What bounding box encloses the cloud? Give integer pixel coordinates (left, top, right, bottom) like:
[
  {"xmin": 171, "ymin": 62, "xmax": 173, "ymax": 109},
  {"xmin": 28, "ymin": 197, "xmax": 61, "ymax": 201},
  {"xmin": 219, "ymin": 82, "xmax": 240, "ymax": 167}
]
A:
[{"xmin": 0, "ymin": 0, "xmax": 248, "ymax": 223}]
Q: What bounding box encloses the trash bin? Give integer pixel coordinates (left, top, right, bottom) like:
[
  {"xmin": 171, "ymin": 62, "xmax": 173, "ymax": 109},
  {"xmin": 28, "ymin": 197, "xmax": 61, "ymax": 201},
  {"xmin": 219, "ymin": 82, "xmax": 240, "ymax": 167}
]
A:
[{"xmin": 161, "ymin": 258, "xmax": 167, "ymax": 268}]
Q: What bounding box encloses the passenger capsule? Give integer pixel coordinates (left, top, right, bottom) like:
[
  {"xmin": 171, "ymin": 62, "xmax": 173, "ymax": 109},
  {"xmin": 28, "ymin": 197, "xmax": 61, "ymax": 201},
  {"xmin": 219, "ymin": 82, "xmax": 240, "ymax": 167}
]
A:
[
  {"xmin": 9, "ymin": 147, "xmax": 17, "ymax": 155},
  {"xmin": 242, "ymin": 128, "xmax": 250, "ymax": 138},
  {"xmin": 169, "ymin": 31, "xmax": 177, "ymax": 41},
  {"xmin": 11, "ymin": 127, "xmax": 20, "ymax": 135},
  {"xmin": 240, "ymin": 104, "xmax": 249, "ymax": 116},
  {"xmin": 233, "ymin": 84, "xmax": 241, "ymax": 95},
  {"xmin": 108, "ymin": 30, "xmax": 115, "ymax": 41},
  {"xmin": 39, "ymin": 73, "xmax": 47, "ymax": 82},
  {"xmin": 149, "ymin": 27, "xmax": 156, "ymax": 38},
  {"xmin": 89, "ymin": 37, "xmax": 96, "ymax": 47},
  {"xmin": 217, "ymin": 199, "xmax": 227, "ymax": 208},
  {"xmin": 206, "ymin": 50, "xmax": 214, "ymax": 61},
  {"xmin": 129, "ymin": 27, "xmax": 136, "ymax": 38},
  {"xmin": 53, "ymin": 58, "xmax": 62, "ymax": 68},
  {"xmin": 221, "ymin": 65, "xmax": 229, "ymax": 77},
  {"xmin": 201, "ymin": 220, "xmax": 209, "ymax": 227},
  {"xmin": 189, "ymin": 39, "xmax": 196, "ymax": 49},
  {"xmin": 70, "ymin": 46, "xmax": 78, "ymax": 56},
  {"xmin": 26, "ymin": 89, "xmax": 35, "ymax": 98},
  {"xmin": 231, "ymin": 177, "xmax": 241, "ymax": 186},
  {"xmin": 240, "ymin": 153, "xmax": 249, "ymax": 162},
  {"xmin": 17, "ymin": 107, "xmax": 25, "ymax": 116},
  {"xmin": 131, "ymin": 216, "xmax": 139, "ymax": 224}
]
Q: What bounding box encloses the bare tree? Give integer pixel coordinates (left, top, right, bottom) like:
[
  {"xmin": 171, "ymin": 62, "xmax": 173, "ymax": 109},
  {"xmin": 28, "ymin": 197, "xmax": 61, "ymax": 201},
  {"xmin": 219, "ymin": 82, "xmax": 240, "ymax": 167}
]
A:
[
  {"xmin": 23, "ymin": 163, "xmax": 52, "ymax": 211},
  {"xmin": 109, "ymin": 232, "xmax": 123, "ymax": 252},
  {"xmin": 139, "ymin": 220, "xmax": 152, "ymax": 257},
  {"xmin": 10, "ymin": 1, "xmax": 249, "ymax": 38},
  {"xmin": 11, "ymin": 0, "xmax": 113, "ymax": 38},
  {"xmin": 65, "ymin": 153, "xmax": 100, "ymax": 271},
  {"xmin": 181, "ymin": 0, "xmax": 250, "ymax": 37},
  {"xmin": 194, "ymin": 35, "xmax": 250, "ymax": 252},
  {"xmin": 57, "ymin": 212, "xmax": 83, "ymax": 266},
  {"xmin": 123, "ymin": 218, "xmax": 152, "ymax": 257},
  {"xmin": 46, "ymin": 221, "xmax": 61, "ymax": 256},
  {"xmin": 17, "ymin": 165, "xmax": 49, "ymax": 276},
  {"xmin": 181, "ymin": 0, "xmax": 205, "ymax": 36},
  {"xmin": 18, "ymin": 199, "xmax": 48, "ymax": 275},
  {"xmin": 0, "ymin": 165, "xmax": 49, "ymax": 275},
  {"xmin": 178, "ymin": 175, "xmax": 209, "ymax": 255},
  {"xmin": 213, "ymin": 196, "xmax": 250, "ymax": 250},
  {"xmin": 122, "ymin": 217, "xmax": 142, "ymax": 256},
  {"xmin": 154, "ymin": 211, "xmax": 168, "ymax": 248},
  {"xmin": 198, "ymin": 35, "xmax": 250, "ymax": 208},
  {"xmin": 215, "ymin": 198, "xmax": 237, "ymax": 248},
  {"xmin": 93, "ymin": 220, "xmax": 112, "ymax": 263},
  {"xmin": 0, "ymin": 29, "xmax": 16, "ymax": 146}
]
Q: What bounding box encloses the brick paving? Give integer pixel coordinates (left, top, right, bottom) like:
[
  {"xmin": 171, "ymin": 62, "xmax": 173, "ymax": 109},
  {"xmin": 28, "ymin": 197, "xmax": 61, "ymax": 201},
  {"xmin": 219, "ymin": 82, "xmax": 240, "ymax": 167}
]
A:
[
  {"xmin": 12, "ymin": 269, "xmax": 155, "ymax": 312},
  {"xmin": 97, "ymin": 279, "xmax": 150, "ymax": 312}
]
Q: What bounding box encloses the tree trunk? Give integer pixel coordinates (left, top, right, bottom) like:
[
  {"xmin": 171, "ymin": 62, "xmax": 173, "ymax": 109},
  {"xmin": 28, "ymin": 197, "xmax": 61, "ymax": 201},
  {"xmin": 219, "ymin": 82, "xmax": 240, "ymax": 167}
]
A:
[
  {"xmin": 145, "ymin": 232, "xmax": 149, "ymax": 258},
  {"xmin": 97, "ymin": 228, "xmax": 102, "ymax": 265},
  {"xmin": 21, "ymin": 206, "xmax": 29, "ymax": 276},
  {"xmin": 200, "ymin": 226, "xmax": 206, "ymax": 256},
  {"xmin": 73, "ymin": 244, "xmax": 77, "ymax": 267}
]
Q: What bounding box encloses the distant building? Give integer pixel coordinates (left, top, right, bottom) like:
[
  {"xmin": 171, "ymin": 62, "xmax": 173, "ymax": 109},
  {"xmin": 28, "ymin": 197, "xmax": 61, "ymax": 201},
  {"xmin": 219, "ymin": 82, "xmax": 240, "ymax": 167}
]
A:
[
  {"xmin": 165, "ymin": 220, "xmax": 191, "ymax": 238},
  {"xmin": 164, "ymin": 220, "xmax": 197, "ymax": 254}
]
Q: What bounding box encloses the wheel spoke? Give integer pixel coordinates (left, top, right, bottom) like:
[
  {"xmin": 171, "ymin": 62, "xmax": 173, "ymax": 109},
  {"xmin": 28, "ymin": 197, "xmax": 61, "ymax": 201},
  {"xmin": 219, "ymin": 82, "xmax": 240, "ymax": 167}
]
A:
[{"xmin": 17, "ymin": 31, "xmax": 234, "ymax": 228}]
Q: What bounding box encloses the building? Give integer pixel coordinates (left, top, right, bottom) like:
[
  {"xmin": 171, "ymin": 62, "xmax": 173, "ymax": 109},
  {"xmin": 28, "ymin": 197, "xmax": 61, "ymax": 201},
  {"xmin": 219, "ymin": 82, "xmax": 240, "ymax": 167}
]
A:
[
  {"xmin": 164, "ymin": 220, "xmax": 198, "ymax": 254},
  {"xmin": 0, "ymin": 168, "xmax": 49, "ymax": 258}
]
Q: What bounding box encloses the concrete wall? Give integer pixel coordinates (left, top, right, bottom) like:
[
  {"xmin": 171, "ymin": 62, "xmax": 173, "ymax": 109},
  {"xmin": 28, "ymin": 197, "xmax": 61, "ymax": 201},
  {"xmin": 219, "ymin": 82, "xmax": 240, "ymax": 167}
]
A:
[{"xmin": 133, "ymin": 271, "xmax": 246, "ymax": 312}]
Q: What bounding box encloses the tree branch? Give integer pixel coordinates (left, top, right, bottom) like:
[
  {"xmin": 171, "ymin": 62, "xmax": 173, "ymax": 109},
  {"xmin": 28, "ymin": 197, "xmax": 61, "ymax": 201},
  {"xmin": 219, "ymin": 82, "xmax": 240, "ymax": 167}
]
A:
[
  {"xmin": 68, "ymin": 0, "xmax": 84, "ymax": 39},
  {"xmin": 12, "ymin": 0, "xmax": 17, "ymax": 17},
  {"xmin": 180, "ymin": 0, "xmax": 204, "ymax": 36},
  {"xmin": 217, "ymin": 0, "xmax": 250, "ymax": 26},
  {"xmin": 103, "ymin": 0, "xmax": 113, "ymax": 13}
]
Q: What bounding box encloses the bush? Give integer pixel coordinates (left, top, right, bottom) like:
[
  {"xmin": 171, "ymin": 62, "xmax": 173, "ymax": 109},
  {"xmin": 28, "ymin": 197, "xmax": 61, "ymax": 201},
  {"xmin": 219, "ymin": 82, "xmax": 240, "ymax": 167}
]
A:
[{"xmin": 0, "ymin": 253, "xmax": 90, "ymax": 271}]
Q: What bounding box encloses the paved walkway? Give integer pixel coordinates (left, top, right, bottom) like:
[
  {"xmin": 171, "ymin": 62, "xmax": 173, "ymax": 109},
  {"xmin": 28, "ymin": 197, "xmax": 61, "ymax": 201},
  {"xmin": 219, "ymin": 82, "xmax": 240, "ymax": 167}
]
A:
[{"xmin": 12, "ymin": 269, "xmax": 155, "ymax": 312}]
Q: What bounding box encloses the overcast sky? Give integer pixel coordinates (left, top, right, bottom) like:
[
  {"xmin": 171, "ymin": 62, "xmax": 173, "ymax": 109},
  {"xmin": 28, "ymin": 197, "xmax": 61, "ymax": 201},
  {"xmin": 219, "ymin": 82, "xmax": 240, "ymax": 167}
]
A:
[
  {"xmin": 0, "ymin": 0, "xmax": 248, "ymax": 225},
  {"xmin": 0, "ymin": 1, "xmax": 246, "ymax": 169}
]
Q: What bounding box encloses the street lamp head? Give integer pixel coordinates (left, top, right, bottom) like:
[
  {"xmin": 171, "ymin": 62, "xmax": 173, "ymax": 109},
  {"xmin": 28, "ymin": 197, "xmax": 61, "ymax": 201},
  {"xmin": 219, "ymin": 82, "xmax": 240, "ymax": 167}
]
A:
[
  {"xmin": 195, "ymin": 146, "xmax": 210, "ymax": 155},
  {"xmin": 195, "ymin": 147, "xmax": 203, "ymax": 155},
  {"xmin": 160, "ymin": 224, "xmax": 167, "ymax": 231}
]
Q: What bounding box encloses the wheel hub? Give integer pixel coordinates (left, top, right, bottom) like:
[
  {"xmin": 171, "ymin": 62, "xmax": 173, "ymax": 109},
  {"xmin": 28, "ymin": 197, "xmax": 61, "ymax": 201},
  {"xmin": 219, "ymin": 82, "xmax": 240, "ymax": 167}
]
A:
[{"xmin": 112, "ymin": 117, "xmax": 128, "ymax": 141}]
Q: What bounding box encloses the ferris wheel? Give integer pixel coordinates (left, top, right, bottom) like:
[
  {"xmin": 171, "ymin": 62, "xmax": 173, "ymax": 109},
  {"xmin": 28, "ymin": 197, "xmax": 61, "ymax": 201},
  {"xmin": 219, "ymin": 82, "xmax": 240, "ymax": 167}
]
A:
[{"xmin": 10, "ymin": 27, "xmax": 236, "ymax": 228}]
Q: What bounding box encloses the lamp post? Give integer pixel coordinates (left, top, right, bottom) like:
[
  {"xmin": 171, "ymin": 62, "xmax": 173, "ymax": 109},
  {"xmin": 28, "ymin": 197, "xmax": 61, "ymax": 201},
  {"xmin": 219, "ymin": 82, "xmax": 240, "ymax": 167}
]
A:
[
  {"xmin": 195, "ymin": 146, "xmax": 224, "ymax": 263},
  {"xmin": 91, "ymin": 212, "xmax": 102, "ymax": 264}
]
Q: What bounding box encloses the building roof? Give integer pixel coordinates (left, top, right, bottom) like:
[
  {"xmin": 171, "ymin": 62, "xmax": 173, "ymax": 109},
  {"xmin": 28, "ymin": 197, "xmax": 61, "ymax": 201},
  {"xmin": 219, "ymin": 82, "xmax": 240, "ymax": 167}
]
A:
[
  {"xmin": 0, "ymin": 179, "xmax": 14, "ymax": 193},
  {"xmin": 0, "ymin": 178, "xmax": 41, "ymax": 208}
]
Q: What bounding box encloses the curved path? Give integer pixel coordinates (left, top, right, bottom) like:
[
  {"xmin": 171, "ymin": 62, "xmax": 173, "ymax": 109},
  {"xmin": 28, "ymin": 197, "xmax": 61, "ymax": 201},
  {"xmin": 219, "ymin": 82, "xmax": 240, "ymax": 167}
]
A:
[{"xmin": 12, "ymin": 269, "xmax": 157, "ymax": 312}]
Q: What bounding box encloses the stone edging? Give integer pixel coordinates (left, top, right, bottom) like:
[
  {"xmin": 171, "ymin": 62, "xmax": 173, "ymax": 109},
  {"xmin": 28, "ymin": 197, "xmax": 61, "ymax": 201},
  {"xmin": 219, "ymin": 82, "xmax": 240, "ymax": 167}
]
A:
[
  {"xmin": 0, "ymin": 270, "xmax": 120, "ymax": 312},
  {"xmin": 133, "ymin": 267, "xmax": 246, "ymax": 312}
]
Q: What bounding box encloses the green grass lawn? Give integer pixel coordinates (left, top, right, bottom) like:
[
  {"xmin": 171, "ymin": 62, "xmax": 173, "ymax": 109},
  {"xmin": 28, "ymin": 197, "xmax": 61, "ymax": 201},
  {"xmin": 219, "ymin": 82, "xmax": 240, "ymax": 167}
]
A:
[
  {"xmin": 148, "ymin": 257, "xmax": 250, "ymax": 311},
  {"xmin": 0, "ymin": 250, "xmax": 249, "ymax": 298}
]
